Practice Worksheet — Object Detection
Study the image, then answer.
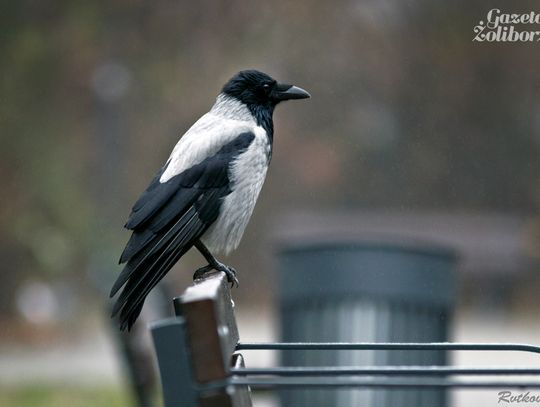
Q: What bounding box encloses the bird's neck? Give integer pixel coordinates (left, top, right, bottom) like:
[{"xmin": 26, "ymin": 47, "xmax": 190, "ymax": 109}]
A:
[
  {"xmin": 212, "ymin": 94, "xmax": 274, "ymax": 146},
  {"xmin": 211, "ymin": 94, "xmax": 254, "ymax": 122},
  {"xmin": 248, "ymin": 104, "xmax": 274, "ymax": 145}
]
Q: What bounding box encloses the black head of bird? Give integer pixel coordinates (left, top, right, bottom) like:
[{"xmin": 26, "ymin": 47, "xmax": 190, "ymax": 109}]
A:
[{"xmin": 222, "ymin": 70, "xmax": 310, "ymax": 108}]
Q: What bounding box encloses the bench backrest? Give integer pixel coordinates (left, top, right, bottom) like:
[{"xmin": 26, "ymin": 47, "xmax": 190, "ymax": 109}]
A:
[{"xmin": 151, "ymin": 272, "xmax": 252, "ymax": 407}]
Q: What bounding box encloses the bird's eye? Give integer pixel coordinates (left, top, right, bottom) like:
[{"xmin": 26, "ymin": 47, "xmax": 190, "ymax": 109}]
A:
[{"xmin": 261, "ymin": 82, "xmax": 274, "ymax": 97}]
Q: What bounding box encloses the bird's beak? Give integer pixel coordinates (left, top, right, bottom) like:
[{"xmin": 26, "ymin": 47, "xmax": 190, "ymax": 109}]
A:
[{"xmin": 272, "ymin": 83, "xmax": 311, "ymax": 102}]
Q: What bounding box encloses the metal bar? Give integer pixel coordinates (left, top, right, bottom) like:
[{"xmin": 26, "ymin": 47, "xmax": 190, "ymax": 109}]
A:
[
  {"xmin": 228, "ymin": 377, "xmax": 540, "ymax": 389},
  {"xmin": 199, "ymin": 377, "xmax": 540, "ymax": 391},
  {"xmin": 236, "ymin": 342, "xmax": 540, "ymax": 354},
  {"xmin": 231, "ymin": 366, "xmax": 540, "ymax": 376}
]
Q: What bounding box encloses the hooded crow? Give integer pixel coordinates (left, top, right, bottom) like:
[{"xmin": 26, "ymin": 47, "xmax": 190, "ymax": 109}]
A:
[{"xmin": 110, "ymin": 69, "xmax": 310, "ymax": 330}]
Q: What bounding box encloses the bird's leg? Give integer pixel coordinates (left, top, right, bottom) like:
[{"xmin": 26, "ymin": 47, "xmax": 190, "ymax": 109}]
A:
[{"xmin": 193, "ymin": 240, "xmax": 239, "ymax": 287}]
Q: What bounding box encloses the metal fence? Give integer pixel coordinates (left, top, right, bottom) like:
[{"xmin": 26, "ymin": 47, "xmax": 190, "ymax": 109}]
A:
[{"xmin": 150, "ymin": 272, "xmax": 540, "ymax": 407}]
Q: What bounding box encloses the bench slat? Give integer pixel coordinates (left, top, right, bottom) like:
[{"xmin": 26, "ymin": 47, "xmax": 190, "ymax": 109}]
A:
[
  {"xmin": 175, "ymin": 271, "xmax": 239, "ymax": 383},
  {"xmin": 151, "ymin": 317, "xmax": 198, "ymax": 407}
]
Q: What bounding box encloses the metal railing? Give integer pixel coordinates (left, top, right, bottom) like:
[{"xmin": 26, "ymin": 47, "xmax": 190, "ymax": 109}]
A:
[
  {"xmin": 150, "ymin": 272, "xmax": 540, "ymax": 407},
  {"xmin": 227, "ymin": 342, "xmax": 540, "ymax": 390}
]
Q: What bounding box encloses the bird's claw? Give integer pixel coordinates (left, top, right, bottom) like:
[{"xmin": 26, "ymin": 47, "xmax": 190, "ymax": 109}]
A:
[
  {"xmin": 221, "ymin": 265, "xmax": 239, "ymax": 288},
  {"xmin": 193, "ymin": 265, "xmax": 213, "ymax": 281},
  {"xmin": 193, "ymin": 262, "xmax": 239, "ymax": 288}
]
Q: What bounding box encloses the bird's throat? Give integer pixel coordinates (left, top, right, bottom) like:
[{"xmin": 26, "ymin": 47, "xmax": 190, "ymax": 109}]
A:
[{"xmin": 248, "ymin": 104, "xmax": 274, "ymax": 148}]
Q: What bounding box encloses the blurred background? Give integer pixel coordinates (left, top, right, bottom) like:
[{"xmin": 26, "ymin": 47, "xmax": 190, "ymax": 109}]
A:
[{"xmin": 1, "ymin": 0, "xmax": 540, "ymax": 406}]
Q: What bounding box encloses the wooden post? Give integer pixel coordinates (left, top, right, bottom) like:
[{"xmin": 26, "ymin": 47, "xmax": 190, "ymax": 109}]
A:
[{"xmin": 174, "ymin": 271, "xmax": 252, "ymax": 406}]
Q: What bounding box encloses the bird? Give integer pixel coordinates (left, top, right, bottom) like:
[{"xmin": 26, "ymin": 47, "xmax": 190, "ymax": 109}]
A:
[{"xmin": 110, "ymin": 69, "xmax": 310, "ymax": 330}]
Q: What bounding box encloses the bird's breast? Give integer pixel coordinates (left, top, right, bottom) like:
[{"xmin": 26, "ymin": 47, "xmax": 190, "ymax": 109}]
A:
[{"xmin": 201, "ymin": 127, "xmax": 270, "ymax": 254}]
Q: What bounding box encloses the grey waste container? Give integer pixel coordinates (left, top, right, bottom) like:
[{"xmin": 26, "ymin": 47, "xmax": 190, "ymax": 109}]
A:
[{"xmin": 278, "ymin": 240, "xmax": 457, "ymax": 407}]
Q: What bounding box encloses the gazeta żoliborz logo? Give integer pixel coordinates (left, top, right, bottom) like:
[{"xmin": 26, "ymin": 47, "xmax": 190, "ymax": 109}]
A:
[{"xmin": 473, "ymin": 9, "xmax": 540, "ymax": 42}]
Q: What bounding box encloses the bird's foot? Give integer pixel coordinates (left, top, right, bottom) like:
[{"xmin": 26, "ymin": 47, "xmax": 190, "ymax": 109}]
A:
[{"xmin": 193, "ymin": 262, "xmax": 239, "ymax": 288}]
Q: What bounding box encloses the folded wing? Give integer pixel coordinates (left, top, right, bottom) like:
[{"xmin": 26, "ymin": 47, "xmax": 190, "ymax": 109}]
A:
[{"xmin": 111, "ymin": 131, "xmax": 255, "ymax": 330}]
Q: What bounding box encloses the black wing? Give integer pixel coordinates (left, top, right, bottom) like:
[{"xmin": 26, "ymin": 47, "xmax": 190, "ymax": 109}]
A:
[{"xmin": 111, "ymin": 132, "xmax": 255, "ymax": 330}]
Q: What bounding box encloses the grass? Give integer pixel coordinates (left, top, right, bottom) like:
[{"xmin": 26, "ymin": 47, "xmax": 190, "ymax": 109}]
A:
[{"xmin": 0, "ymin": 385, "xmax": 135, "ymax": 407}]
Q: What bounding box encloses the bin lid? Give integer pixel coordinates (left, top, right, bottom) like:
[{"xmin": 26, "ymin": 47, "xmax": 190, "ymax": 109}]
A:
[{"xmin": 278, "ymin": 239, "xmax": 457, "ymax": 308}]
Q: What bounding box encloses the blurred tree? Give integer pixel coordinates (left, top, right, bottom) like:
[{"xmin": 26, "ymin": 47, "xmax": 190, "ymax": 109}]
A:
[{"xmin": 0, "ymin": 0, "xmax": 539, "ymax": 317}]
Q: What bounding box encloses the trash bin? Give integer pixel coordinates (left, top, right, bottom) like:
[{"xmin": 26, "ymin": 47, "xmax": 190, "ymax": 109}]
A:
[{"xmin": 278, "ymin": 240, "xmax": 457, "ymax": 407}]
